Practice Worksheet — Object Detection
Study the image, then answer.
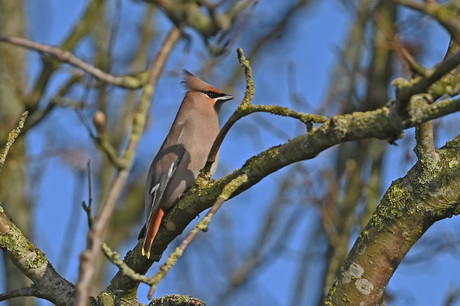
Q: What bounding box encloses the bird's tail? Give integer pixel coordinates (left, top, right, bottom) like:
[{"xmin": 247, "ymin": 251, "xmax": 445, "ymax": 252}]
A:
[{"xmin": 141, "ymin": 207, "xmax": 165, "ymax": 259}]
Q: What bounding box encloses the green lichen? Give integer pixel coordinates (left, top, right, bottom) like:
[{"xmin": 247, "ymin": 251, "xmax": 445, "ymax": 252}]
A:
[
  {"xmin": 244, "ymin": 145, "xmax": 281, "ymax": 177},
  {"xmin": 96, "ymin": 292, "xmax": 115, "ymax": 306},
  {"xmin": 449, "ymin": 160, "xmax": 458, "ymax": 169},
  {"xmin": 370, "ymin": 178, "xmax": 414, "ymax": 231},
  {"xmin": 429, "ymin": 74, "xmax": 460, "ymax": 97},
  {"xmin": 220, "ymin": 174, "xmax": 248, "ymax": 200},
  {"xmin": 445, "ymin": 139, "xmax": 460, "ymax": 149}
]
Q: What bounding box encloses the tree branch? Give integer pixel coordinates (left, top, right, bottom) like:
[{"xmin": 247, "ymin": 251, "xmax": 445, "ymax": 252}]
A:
[
  {"xmin": 0, "ymin": 36, "xmax": 150, "ymax": 89},
  {"xmin": 106, "ymin": 91, "xmax": 460, "ymax": 300},
  {"xmin": 393, "ymin": 49, "xmax": 460, "ymax": 111},
  {"xmin": 0, "ymin": 285, "xmax": 46, "ymax": 302},
  {"xmin": 414, "ymin": 120, "xmax": 438, "ymax": 163},
  {"xmin": 325, "ymin": 134, "xmax": 460, "ymax": 304}
]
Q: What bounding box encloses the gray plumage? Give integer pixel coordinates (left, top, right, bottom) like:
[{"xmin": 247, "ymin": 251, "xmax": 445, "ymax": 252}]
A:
[{"xmin": 140, "ymin": 71, "xmax": 233, "ymax": 258}]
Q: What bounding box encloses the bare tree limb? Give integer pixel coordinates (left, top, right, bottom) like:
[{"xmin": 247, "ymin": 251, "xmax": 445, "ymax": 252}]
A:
[
  {"xmin": 0, "ymin": 36, "xmax": 150, "ymax": 89},
  {"xmin": 325, "ymin": 133, "xmax": 460, "ymax": 304},
  {"xmin": 0, "ymin": 285, "xmax": 46, "ymax": 302},
  {"xmin": 143, "ymin": 0, "xmax": 250, "ymax": 38},
  {"xmin": 415, "ymin": 120, "xmax": 438, "ymax": 163},
  {"xmin": 394, "ymin": 49, "xmax": 460, "ymax": 111},
  {"xmin": 102, "ymin": 243, "xmax": 155, "ymax": 286}
]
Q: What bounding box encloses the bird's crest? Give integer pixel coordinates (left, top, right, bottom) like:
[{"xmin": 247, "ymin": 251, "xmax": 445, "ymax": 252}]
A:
[{"xmin": 182, "ymin": 70, "xmax": 223, "ymax": 94}]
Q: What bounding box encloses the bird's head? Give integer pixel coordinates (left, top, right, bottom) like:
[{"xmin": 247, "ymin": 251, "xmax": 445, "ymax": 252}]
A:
[{"xmin": 182, "ymin": 70, "xmax": 233, "ymax": 112}]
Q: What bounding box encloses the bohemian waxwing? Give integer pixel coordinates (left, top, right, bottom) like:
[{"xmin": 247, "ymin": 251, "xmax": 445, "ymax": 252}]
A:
[{"xmin": 139, "ymin": 70, "xmax": 233, "ymax": 258}]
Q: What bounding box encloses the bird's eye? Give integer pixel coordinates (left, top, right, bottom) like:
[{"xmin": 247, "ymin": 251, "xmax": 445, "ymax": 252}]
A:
[{"xmin": 206, "ymin": 91, "xmax": 219, "ymax": 99}]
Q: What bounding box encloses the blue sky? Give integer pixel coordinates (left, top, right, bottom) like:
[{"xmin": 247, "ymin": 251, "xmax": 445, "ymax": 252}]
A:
[{"xmin": 2, "ymin": 0, "xmax": 460, "ymax": 305}]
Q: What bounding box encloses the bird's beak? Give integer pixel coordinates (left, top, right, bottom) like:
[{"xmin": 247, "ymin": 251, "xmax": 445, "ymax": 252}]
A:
[{"xmin": 216, "ymin": 94, "xmax": 234, "ymax": 102}]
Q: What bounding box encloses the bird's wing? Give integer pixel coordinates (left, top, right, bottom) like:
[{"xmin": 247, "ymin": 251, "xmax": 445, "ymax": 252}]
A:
[
  {"xmin": 146, "ymin": 157, "xmax": 180, "ymax": 225},
  {"xmin": 140, "ymin": 148, "xmax": 185, "ymax": 257},
  {"xmin": 140, "ymin": 123, "xmax": 188, "ymax": 257}
]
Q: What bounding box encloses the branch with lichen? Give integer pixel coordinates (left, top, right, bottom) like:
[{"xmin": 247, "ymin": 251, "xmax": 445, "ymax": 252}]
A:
[
  {"xmin": 102, "ymin": 243, "xmax": 155, "ymax": 286},
  {"xmin": 391, "ymin": 1, "xmax": 460, "ymax": 110},
  {"xmin": 325, "ymin": 132, "xmax": 460, "ymax": 304},
  {"xmin": 237, "ymin": 48, "xmax": 255, "ymax": 106},
  {"xmin": 107, "ymin": 90, "xmax": 460, "ymax": 300},
  {"xmin": 0, "ymin": 111, "xmax": 28, "ymax": 174},
  {"xmin": 393, "ymin": 48, "xmax": 460, "ymax": 111}
]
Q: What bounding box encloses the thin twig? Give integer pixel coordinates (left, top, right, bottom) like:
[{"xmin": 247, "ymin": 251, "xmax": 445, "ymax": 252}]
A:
[
  {"xmin": 74, "ymin": 26, "xmax": 182, "ymax": 306},
  {"xmin": 393, "ymin": 49, "xmax": 460, "ymax": 111},
  {"xmin": 0, "ymin": 285, "xmax": 46, "ymax": 301},
  {"xmin": 0, "ymin": 35, "xmax": 149, "ymax": 89},
  {"xmin": 102, "ymin": 243, "xmax": 155, "ymax": 285},
  {"xmin": 238, "ymin": 48, "xmax": 255, "ymax": 107},
  {"xmin": 58, "ymin": 170, "xmax": 86, "ymax": 273},
  {"xmin": 204, "ymin": 48, "xmax": 327, "ymax": 174},
  {"xmin": 203, "ymin": 48, "xmax": 255, "ymax": 174},
  {"xmin": 0, "ymin": 111, "xmax": 28, "ymax": 174},
  {"xmin": 23, "ymin": 72, "xmax": 83, "ymax": 133},
  {"xmin": 82, "ymin": 160, "xmax": 94, "ymax": 228},
  {"xmin": 374, "ymin": 12, "xmax": 428, "ymax": 77},
  {"xmin": 393, "ymin": 0, "xmax": 460, "ymax": 43}
]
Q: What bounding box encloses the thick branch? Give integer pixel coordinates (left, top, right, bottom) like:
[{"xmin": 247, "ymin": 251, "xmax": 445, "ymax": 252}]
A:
[
  {"xmin": 107, "ymin": 92, "xmax": 460, "ymax": 299},
  {"xmin": 325, "ymin": 135, "xmax": 460, "ymax": 304},
  {"xmin": 0, "ymin": 285, "xmax": 46, "ymax": 301}
]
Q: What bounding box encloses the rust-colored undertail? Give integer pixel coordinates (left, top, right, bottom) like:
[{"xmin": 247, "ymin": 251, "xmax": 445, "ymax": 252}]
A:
[{"xmin": 141, "ymin": 207, "xmax": 165, "ymax": 259}]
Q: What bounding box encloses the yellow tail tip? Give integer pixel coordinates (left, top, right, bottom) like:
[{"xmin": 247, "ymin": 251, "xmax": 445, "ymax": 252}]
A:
[{"xmin": 141, "ymin": 248, "xmax": 151, "ymax": 259}]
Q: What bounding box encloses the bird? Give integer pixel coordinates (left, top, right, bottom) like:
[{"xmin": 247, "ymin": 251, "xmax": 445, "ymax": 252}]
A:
[{"xmin": 139, "ymin": 70, "xmax": 233, "ymax": 259}]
